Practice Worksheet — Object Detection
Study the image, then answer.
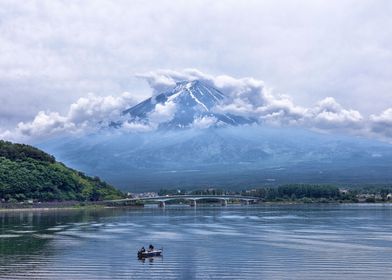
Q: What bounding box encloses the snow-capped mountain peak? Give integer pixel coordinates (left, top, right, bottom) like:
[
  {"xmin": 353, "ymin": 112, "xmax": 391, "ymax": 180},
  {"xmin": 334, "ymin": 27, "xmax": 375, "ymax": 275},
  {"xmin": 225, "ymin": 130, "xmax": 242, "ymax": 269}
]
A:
[
  {"xmin": 122, "ymin": 80, "xmax": 255, "ymax": 128},
  {"xmin": 164, "ymin": 80, "xmax": 225, "ymax": 111}
]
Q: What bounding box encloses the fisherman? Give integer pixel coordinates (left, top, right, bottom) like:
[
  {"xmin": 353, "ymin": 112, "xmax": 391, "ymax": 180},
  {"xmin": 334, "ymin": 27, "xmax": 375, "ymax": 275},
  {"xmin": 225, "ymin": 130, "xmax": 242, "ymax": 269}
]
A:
[
  {"xmin": 148, "ymin": 244, "xmax": 154, "ymax": 251},
  {"xmin": 140, "ymin": 246, "xmax": 145, "ymax": 253}
]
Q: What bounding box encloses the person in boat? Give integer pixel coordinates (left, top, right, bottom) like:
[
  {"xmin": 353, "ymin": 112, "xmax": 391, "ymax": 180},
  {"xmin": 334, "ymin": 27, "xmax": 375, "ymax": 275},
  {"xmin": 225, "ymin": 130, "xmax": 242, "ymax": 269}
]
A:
[
  {"xmin": 140, "ymin": 246, "xmax": 145, "ymax": 253},
  {"xmin": 148, "ymin": 244, "xmax": 154, "ymax": 251}
]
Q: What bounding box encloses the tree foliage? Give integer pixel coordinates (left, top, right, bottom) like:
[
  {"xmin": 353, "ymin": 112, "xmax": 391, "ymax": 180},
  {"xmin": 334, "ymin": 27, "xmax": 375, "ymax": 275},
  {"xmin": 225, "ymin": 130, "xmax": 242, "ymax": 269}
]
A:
[
  {"xmin": 243, "ymin": 184, "xmax": 341, "ymax": 201},
  {"xmin": 0, "ymin": 140, "xmax": 55, "ymax": 163},
  {"xmin": 0, "ymin": 141, "xmax": 124, "ymax": 202}
]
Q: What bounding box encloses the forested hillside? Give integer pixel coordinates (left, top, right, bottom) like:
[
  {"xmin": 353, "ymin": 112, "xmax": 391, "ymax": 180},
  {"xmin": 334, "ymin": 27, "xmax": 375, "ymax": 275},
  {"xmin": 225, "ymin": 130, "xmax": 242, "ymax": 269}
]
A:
[{"xmin": 0, "ymin": 140, "xmax": 124, "ymax": 202}]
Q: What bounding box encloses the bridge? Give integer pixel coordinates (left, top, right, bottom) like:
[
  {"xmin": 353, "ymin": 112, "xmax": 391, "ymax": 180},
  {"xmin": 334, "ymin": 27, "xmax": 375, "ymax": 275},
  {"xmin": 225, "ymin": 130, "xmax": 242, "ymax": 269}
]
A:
[{"xmin": 106, "ymin": 195, "xmax": 260, "ymax": 207}]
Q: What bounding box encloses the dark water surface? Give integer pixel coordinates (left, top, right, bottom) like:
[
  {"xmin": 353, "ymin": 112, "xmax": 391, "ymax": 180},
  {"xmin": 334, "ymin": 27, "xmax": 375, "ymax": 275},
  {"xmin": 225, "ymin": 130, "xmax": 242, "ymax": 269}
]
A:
[{"xmin": 1, "ymin": 204, "xmax": 392, "ymax": 279}]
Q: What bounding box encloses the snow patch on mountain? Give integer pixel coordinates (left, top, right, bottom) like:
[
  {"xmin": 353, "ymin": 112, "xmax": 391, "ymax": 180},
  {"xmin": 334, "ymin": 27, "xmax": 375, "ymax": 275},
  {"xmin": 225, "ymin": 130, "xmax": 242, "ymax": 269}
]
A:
[{"xmin": 122, "ymin": 80, "xmax": 255, "ymax": 129}]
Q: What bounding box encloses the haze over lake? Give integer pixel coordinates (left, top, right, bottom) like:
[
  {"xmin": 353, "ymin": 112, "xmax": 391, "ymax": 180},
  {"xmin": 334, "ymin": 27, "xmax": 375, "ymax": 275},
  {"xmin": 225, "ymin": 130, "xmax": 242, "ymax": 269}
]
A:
[{"xmin": 1, "ymin": 204, "xmax": 392, "ymax": 279}]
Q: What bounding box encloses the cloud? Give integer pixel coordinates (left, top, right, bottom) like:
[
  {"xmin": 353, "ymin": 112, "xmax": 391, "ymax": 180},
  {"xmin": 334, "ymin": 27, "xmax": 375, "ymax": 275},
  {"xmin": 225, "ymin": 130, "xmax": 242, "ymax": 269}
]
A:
[
  {"xmin": 370, "ymin": 109, "xmax": 392, "ymax": 138},
  {"xmin": 17, "ymin": 111, "xmax": 73, "ymax": 137},
  {"xmin": 67, "ymin": 92, "xmax": 135, "ymax": 124},
  {"xmin": 137, "ymin": 69, "xmax": 392, "ymax": 141},
  {"xmin": 139, "ymin": 68, "xmax": 307, "ymax": 126},
  {"xmin": 1, "ymin": 0, "xmax": 392, "ymax": 130},
  {"xmin": 1, "ymin": 92, "xmax": 137, "ymax": 141},
  {"xmin": 2, "ymin": 68, "xmax": 392, "ymax": 143},
  {"xmin": 192, "ymin": 116, "xmax": 218, "ymax": 129},
  {"xmin": 139, "ymin": 69, "xmax": 364, "ymax": 130},
  {"xmin": 121, "ymin": 121, "xmax": 153, "ymax": 133},
  {"xmin": 148, "ymin": 101, "xmax": 177, "ymax": 124},
  {"xmin": 306, "ymin": 97, "xmax": 363, "ymax": 130}
]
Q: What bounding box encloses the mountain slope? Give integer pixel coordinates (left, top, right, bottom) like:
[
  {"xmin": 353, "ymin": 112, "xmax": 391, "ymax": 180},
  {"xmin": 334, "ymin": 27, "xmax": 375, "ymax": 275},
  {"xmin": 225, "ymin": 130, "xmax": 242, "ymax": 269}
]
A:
[
  {"xmin": 33, "ymin": 81, "xmax": 392, "ymax": 192},
  {"xmin": 122, "ymin": 80, "xmax": 255, "ymax": 128},
  {"xmin": 0, "ymin": 140, "xmax": 124, "ymax": 202},
  {"xmin": 39, "ymin": 127, "xmax": 392, "ymax": 192}
]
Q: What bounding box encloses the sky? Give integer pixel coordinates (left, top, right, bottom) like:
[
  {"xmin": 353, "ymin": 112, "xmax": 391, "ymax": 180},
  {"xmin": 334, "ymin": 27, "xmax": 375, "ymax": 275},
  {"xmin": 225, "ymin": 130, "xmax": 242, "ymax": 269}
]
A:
[{"xmin": 0, "ymin": 0, "xmax": 391, "ymax": 141}]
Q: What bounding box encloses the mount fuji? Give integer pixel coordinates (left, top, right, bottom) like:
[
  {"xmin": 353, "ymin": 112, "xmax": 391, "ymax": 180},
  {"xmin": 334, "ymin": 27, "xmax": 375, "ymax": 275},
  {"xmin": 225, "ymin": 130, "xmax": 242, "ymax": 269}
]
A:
[
  {"xmin": 121, "ymin": 80, "xmax": 255, "ymax": 128},
  {"xmin": 37, "ymin": 81, "xmax": 392, "ymax": 192}
]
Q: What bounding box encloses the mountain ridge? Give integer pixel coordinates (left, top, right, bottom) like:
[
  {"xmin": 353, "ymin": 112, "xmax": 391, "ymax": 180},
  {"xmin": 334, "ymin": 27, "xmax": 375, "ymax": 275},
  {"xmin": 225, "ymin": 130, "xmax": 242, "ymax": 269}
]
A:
[
  {"xmin": 122, "ymin": 80, "xmax": 256, "ymax": 129},
  {"xmin": 38, "ymin": 127, "xmax": 392, "ymax": 192}
]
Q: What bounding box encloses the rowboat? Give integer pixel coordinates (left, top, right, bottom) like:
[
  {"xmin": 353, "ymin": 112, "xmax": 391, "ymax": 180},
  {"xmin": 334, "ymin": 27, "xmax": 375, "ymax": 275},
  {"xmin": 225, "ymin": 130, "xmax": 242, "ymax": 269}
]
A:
[{"xmin": 137, "ymin": 249, "xmax": 163, "ymax": 259}]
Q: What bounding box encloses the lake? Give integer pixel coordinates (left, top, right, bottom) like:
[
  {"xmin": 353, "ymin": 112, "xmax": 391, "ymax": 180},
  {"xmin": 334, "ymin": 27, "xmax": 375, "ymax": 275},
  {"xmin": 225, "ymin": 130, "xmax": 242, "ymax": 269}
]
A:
[{"xmin": 1, "ymin": 204, "xmax": 392, "ymax": 279}]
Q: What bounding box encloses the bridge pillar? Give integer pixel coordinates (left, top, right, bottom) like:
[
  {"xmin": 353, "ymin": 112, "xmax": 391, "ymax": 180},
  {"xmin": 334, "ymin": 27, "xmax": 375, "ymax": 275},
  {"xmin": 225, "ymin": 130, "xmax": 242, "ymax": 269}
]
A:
[
  {"xmin": 158, "ymin": 201, "xmax": 166, "ymax": 208},
  {"xmin": 243, "ymin": 200, "xmax": 250, "ymax": 205},
  {"xmin": 221, "ymin": 199, "xmax": 228, "ymax": 206},
  {"xmin": 190, "ymin": 199, "xmax": 197, "ymax": 207}
]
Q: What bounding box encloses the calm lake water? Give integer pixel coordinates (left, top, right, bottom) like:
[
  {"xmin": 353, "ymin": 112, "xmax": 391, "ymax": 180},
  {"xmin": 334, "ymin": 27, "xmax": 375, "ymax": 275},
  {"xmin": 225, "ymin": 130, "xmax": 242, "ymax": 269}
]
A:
[{"xmin": 1, "ymin": 204, "xmax": 392, "ymax": 279}]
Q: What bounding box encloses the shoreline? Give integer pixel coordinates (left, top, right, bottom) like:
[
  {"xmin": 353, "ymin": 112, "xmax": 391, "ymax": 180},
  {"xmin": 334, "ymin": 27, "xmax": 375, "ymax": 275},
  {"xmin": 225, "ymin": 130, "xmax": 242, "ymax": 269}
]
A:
[
  {"xmin": 0, "ymin": 202, "xmax": 144, "ymax": 213},
  {"xmin": 0, "ymin": 205, "xmax": 145, "ymax": 213},
  {"xmin": 1, "ymin": 201, "xmax": 391, "ymax": 213}
]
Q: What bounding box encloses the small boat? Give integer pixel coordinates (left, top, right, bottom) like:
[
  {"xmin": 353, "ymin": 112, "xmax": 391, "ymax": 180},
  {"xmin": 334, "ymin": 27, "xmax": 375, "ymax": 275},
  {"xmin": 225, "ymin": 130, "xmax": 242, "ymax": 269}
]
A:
[{"xmin": 137, "ymin": 249, "xmax": 163, "ymax": 259}]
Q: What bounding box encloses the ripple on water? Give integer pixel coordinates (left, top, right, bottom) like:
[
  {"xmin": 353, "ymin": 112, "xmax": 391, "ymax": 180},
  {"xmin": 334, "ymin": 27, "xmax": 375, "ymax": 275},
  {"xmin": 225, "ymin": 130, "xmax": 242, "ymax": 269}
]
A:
[
  {"xmin": 261, "ymin": 214, "xmax": 302, "ymax": 220},
  {"xmin": 1, "ymin": 205, "xmax": 392, "ymax": 280},
  {"xmin": 8, "ymin": 230, "xmax": 36, "ymax": 234},
  {"xmin": 0, "ymin": 234, "xmax": 21, "ymax": 238},
  {"xmin": 32, "ymin": 234, "xmax": 55, "ymax": 239}
]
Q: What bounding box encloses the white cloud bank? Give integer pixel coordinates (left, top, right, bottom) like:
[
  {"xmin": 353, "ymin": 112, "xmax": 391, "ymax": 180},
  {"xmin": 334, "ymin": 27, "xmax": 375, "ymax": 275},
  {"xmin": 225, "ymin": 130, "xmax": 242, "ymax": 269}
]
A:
[
  {"xmin": 137, "ymin": 69, "xmax": 370, "ymax": 132},
  {"xmin": 1, "ymin": 69, "xmax": 392, "ymax": 142},
  {"xmin": 1, "ymin": 92, "xmax": 137, "ymax": 141}
]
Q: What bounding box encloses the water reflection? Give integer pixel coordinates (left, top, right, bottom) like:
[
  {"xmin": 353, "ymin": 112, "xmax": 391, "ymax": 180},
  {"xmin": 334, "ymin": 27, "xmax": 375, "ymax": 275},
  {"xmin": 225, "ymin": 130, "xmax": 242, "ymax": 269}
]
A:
[
  {"xmin": 0, "ymin": 205, "xmax": 392, "ymax": 279},
  {"xmin": 0, "ymin": 208, "xmax": 128, "ymax": 279},
  {"xmin": 138, "ymin": 256, "xmax": 163, "ymax": 265}
]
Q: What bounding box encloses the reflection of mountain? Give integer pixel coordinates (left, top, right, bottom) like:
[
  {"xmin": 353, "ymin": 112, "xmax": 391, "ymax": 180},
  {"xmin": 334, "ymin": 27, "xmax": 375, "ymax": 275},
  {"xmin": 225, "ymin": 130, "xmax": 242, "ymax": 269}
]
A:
[
  {"xmin": 39, "ymin": 126, "xmax": 392, "ymax": 192},
  {"xmin": 122, "ymin": 80, "xmax": 255, "ymax": 128}
]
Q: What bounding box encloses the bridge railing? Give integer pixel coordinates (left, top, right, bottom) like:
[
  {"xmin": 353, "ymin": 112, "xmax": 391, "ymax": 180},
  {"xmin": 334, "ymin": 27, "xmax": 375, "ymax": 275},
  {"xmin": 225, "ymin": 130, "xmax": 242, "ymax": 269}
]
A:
[{"xmin": 105, "ymin": 195, "xmax": 260, "ymax": 207}]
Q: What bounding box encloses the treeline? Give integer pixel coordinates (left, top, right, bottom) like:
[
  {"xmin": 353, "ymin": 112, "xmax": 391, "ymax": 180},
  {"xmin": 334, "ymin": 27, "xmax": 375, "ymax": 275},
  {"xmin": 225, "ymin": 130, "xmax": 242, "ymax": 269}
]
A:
[
  {"xmin": 243, "ymin": 184, "xmax": 342, "ymax": 202},
  {"xmin": 0, "ymin": 140, "xmax": 124, "ymax": 203},
  {"xmin": 0, "ymin": 140, "xmax": 55, "ymax": 163},
  {"xmin": 158, "ymin": 184, "xmax": 353, "ymax": 203}
]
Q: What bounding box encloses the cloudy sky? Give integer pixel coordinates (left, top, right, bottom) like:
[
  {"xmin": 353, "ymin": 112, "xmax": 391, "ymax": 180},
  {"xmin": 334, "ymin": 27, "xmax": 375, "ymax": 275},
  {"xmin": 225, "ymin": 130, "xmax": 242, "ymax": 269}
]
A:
[{"xmin": 0, "ymin": 0, "xmax": 391, "ymax": 141}]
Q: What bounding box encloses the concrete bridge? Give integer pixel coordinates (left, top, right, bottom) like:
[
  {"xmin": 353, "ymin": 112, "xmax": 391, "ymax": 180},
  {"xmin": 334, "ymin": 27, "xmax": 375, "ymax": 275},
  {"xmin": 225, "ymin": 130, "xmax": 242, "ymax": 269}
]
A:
[{"xmin": 107, "ymin": 195, "xmax": 260, "ymax": 207}]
